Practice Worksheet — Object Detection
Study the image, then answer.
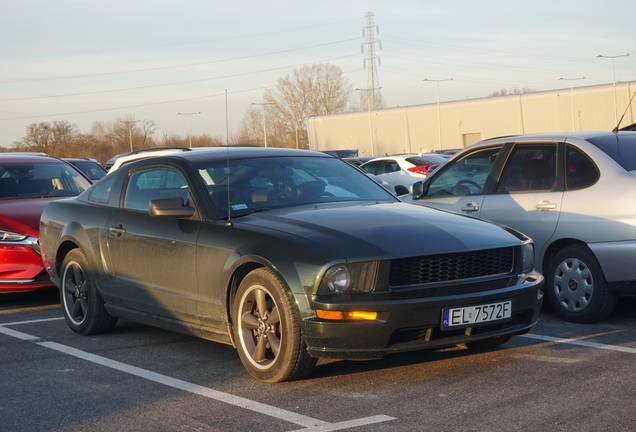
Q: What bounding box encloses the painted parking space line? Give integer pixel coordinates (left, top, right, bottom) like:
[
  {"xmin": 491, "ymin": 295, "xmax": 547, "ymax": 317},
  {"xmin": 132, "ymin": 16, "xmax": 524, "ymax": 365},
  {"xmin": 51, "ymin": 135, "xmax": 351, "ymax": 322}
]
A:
[
  {"xmin": 521, "ymin": 333, "xmax": 636, "ymax": 354},
  {"xmin": 0, "ymin": 319, "xmax": 395, "ymax": 431}
]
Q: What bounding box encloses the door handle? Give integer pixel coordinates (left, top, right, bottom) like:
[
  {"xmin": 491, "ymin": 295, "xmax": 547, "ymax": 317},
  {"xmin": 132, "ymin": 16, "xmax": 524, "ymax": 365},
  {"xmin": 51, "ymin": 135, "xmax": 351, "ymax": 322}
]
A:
[
  {"xmin": 461, "ymin": 204, "xmax": 480, "ymax": 212},
  {"xmin": 535, "ymin": 200, "xmax": 557, "ymax": 211},
  {"xmin": 108, "ymin": 224, "xmax": 126, "ymax": 237}
]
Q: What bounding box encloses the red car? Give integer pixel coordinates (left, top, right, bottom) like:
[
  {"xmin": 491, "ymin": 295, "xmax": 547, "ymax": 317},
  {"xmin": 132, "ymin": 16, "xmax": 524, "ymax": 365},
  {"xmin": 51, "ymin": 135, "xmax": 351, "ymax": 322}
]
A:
[{"xmin": 0, "ymin": 154, "xmax": 92, "ymax": 293}]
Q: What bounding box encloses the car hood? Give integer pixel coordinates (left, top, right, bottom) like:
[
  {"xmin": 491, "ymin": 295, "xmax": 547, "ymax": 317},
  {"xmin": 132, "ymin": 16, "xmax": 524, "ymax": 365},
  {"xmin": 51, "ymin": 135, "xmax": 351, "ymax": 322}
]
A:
[
  {"xmin": 239, "ymin": 202, "xmax": 522, "ymax": 259},
  {"xmin": 0, "ymin": 198, "xmax": 54, "ymax": 237}
]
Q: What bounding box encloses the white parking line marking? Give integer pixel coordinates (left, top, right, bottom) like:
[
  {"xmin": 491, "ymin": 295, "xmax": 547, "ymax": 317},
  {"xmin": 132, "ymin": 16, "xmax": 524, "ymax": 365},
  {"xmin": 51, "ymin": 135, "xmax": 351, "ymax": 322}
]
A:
[
  {"xmin": 521, "ymin": 333, "xmax": 636, "ymax": 354},
  {"xmin": 0, "ymin": 316, "xmax": 64, "ymax": 326},
  {"xmin": 0, "ymin": 325, "xmax": 41, "ymax": 341},
  {"xmin": 0, "ymin": 320, "xmax": 395, "ymax": 430}
]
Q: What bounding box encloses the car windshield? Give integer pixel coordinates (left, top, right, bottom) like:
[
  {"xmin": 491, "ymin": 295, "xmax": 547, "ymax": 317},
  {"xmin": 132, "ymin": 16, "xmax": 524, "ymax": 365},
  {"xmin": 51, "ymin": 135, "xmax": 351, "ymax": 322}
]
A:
[
  {"xmin": 0, "ymin": 162, "xmax": 91, "ymax": 200},
  {"xmin": 69, "ymin": 160, "xmax": 106, "ymax": 180},
  {"xmin": 195, "ymin": 156, "xmax": 396, "ymax": 218}
]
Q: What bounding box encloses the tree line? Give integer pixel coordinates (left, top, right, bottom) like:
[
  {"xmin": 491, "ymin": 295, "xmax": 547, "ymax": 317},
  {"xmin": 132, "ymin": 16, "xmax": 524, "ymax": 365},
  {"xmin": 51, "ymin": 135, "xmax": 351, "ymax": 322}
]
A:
[{"xmin": 5, "ymin": 63, "xmax": 360, "ymax": 163}]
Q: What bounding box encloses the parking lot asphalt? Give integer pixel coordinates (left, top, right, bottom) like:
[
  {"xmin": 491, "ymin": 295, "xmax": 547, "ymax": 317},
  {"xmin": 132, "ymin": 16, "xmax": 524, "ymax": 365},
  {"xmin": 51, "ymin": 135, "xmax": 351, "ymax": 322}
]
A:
[{"xmin": 2, "ymin": 288, "xmax": 636, "ymax": 431}]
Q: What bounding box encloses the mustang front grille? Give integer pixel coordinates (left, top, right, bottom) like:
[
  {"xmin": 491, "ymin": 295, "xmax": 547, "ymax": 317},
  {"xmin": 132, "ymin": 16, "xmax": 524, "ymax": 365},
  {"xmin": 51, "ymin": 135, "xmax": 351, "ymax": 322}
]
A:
[{"xmin": 389, "ymin": 247, "xmax": 515, "ymax": 288}]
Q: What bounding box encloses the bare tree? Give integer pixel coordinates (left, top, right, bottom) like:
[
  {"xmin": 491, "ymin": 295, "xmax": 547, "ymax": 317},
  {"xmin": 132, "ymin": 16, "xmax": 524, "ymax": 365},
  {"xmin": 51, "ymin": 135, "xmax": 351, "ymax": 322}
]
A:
[
  {"xmin": 13, "ymin": 120, "xmax": 79, "ymax": 154},
  {"xmin": 241, "ymin": 63, "xmax": 352, "ymax": 148}
]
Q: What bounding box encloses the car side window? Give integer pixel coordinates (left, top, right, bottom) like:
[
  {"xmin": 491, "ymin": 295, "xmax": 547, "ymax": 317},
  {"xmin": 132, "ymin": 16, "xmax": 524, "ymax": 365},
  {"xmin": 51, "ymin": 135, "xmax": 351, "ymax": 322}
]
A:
[
  {"xmin": 123, "ymin": 168, "xmax": 189, "ymax": 212},
  {"xmin": 496, "ymin": 144, "xmax": 556, "ymax": 193},
  {"xmin": 361, "ymin": 161, "xmax": 381, "ymax": 175},
  {"xmin": 426, "ymin": 147, "xmax": 501, "ymax": 196},
  {"xmin": 384, "ymin": 160, "xmax": 399, "ymax": 174},
  {"xmin": 566, "ymin": 146, "xmax": 598, "ymax": 189},
  {"xmin": 87, "ymin": 175, "xmax": 115, "ymax": 204}
]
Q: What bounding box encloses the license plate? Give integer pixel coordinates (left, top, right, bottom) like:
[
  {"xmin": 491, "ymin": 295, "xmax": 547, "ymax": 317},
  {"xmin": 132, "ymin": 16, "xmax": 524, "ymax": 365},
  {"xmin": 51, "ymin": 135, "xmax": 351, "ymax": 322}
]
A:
[{"xmin": 442, "ymin": 300, "xmax": 512, "ymax": 329}]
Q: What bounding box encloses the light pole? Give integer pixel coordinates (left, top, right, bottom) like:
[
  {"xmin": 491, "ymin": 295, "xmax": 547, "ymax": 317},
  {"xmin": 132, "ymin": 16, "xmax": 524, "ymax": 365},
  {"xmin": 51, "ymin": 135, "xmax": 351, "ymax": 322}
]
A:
[
  {"xmin": 423, "ymin": 78, "xmax": 453, "ymax": 151},
  {"xmin": 295, "ymin": 117, "xmax": 303, "ymax": 149},
  {"xmin": 119, "ymin": 120, "xmax": 139, "ymax": 152},
  {"xmin": 596, "ymin": 53, "xmax": 630, "ymax": 124},
  {"xmin": 250, "ymin": 103, "xmax": 275, "ymax": 147},
  {"xmin": 558, "ymin": 77, "xmax": 585, "ymax": 131},
  {"xmin": 176, "ymin": 112, "xmax": 201, "ymax": 148},
  {"xmin": 354, "ymin": 87, "xmax": 381, "ymax": 156}
]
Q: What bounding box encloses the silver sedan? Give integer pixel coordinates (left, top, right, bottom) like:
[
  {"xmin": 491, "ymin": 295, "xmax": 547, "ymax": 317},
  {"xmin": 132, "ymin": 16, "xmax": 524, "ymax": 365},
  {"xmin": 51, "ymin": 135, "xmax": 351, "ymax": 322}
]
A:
[{"xmin": 402, "ymin": 131, "xmax": 636, "ymax": 323}]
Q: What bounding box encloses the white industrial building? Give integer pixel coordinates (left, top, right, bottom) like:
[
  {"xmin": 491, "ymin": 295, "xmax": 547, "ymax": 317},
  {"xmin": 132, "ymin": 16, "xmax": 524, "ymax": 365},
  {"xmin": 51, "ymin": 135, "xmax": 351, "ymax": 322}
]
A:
[{"xmin": 307, "ymin": 81, "xmax": 636, "ymax": 156}]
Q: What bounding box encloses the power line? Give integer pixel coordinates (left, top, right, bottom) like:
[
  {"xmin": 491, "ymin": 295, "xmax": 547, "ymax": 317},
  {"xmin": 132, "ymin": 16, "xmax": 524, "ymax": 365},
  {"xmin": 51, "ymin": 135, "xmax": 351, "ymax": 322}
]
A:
[{"xmin": 0, "ymin": 38, "xmax": 360, "ymax": 84}]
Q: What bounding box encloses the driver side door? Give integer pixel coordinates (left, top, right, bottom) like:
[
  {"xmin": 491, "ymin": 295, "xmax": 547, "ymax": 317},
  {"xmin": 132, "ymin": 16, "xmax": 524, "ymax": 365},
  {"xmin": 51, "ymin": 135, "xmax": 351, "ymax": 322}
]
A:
[{"xmin": 415, "ymin": 146, "xmax": 503, "ymax": 216}]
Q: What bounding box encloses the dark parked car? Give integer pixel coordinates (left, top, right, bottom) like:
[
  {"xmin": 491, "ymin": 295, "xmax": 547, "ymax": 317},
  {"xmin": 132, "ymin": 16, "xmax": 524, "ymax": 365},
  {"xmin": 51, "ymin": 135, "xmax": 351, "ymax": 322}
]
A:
[
  {"xmin": 0, "ymin": 154, "xmax": 92, "ymax": 292},
  {"xmin": 64, "ymin": 158, "xmax": 107, "ymax": 181},
  {"xmin": 40, "ymin": 147, "xmax": 543, "ymax": 382}
]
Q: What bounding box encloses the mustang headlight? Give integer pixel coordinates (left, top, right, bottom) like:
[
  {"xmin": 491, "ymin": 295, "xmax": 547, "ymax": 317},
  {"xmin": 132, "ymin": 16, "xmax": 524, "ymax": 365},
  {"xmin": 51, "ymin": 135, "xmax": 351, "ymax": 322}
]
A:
[
  {"xmin": 0, "ymin": 230, "xmax": 28, "ymax": 241},
  {"xmin": 318, "ymin": 261, "xmax": 379, "ymax": 295},
  {"xmin": 521, "ymin": 242, "xmax": 534, "ymax": 274}
]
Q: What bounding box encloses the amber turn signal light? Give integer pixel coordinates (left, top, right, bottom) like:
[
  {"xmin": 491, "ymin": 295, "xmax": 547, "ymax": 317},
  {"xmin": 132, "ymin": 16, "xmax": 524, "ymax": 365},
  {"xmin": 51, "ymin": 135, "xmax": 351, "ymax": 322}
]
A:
[{"xmin": 315, "ymin": 310, "xmax": 378, "ymax": 321}]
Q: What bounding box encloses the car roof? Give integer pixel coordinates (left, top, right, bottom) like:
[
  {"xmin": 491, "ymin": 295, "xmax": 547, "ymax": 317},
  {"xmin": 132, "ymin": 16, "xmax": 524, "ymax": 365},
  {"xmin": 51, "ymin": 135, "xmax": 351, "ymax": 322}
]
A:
[
  {"xmin": 134, "ymin": 146, "xmax": 334, "ymax": 165},
  {"xmin": 108, "ymin": 148, "xmax": 195, "ymax": 171},
  {"xmin": 477, "ymin": 130, "xmax": 636, "ymax": 144},
  {"xmin": 0, "ymin": 154, "xmax": 68, "ymax": 164}
]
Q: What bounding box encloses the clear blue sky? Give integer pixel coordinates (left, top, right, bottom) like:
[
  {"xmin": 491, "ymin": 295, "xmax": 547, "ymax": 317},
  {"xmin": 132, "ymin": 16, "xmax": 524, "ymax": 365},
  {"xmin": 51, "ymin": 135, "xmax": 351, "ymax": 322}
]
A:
[{"xmin": 0, "ymin": 0, "xmax": 633, "ymax": 147}]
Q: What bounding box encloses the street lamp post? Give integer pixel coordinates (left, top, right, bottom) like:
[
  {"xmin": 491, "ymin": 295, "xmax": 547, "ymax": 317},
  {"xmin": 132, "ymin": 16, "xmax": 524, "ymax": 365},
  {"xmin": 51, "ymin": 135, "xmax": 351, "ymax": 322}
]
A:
[
  {"xmin": 558, "ymin": 77, "xmax": 585, "ymax": 131},
  {"xmin": 423, "ymin": 78, "xmax": 453, "ymax": 151},
  {"xmin": 354, "ymin": 87, "xmax": 381, "ymax": 156},
  {"xmin": 176, "ymin": 112, "xmax": 201, "ymax": 148},
  {"xmin": 295, "ymin": 117, "xmax": 303, "ymax": 149},
  {"xmin": 596, "ymin": 53, "xmax": 630, "ymax": 124},
  {"xmin": 119, "ymin": 120, "xmax": 139, "ymax": 152},
  {"xmin": 250, "ymin": 103, "xmax": 275, "ymax": 147}
]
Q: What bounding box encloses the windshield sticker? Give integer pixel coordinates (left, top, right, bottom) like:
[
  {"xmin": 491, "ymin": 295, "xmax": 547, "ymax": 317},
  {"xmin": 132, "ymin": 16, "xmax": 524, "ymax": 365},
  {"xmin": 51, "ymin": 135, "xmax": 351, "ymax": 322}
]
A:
[{"xmin": 231, "ymin": 203, "xmax": 248, "ymax": 210}]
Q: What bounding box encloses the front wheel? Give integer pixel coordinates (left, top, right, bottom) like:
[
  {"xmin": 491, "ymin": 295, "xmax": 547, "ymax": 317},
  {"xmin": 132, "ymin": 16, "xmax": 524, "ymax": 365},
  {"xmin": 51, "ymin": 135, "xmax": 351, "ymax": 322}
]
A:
[
  {"xmin": 60, "ymin": 249, "xmax": 118, "ymax": 335},
  {"xmin": 232, "ymin": 268, "xmax": 317, "ymax": 383},
  {"xmin": 546, "ymin": 245, "xmax": 616, "ymax": 323}
]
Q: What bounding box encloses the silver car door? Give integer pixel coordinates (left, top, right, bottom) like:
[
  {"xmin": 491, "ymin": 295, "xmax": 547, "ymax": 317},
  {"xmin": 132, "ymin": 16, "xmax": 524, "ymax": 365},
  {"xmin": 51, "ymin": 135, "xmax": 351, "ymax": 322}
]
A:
[
  {"xmin": 414, "ymin": 146, "xmax": 503, "ymax": 216},
  {"xmin": 480, "ymin": 143, "xmax": 563, "ymax": 263}
]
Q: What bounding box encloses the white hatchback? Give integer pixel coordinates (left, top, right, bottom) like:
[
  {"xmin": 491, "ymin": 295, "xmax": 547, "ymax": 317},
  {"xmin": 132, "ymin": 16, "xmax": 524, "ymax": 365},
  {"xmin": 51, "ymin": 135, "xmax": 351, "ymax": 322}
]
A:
[{"xmin": 360, "ymin": 154, "xmax": 448, "ymax": 196}]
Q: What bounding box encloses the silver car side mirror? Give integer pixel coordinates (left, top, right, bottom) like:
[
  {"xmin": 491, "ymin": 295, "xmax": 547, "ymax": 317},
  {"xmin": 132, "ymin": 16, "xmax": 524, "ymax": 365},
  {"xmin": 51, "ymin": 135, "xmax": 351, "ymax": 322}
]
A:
[{"xmin": 410, "ymin": 181, "xmax": 423, "ymax": 199}]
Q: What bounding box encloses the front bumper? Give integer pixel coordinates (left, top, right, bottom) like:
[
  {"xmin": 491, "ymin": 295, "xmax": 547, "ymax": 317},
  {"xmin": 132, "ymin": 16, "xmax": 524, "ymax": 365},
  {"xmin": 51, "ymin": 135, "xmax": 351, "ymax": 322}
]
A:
[
  {"xmin": 301, "ymin": 274, "xmax": 543, "ymax": 359},
  {"xmin": 0, "ymin": 238, "xmax": 53, "ymax": 292}
]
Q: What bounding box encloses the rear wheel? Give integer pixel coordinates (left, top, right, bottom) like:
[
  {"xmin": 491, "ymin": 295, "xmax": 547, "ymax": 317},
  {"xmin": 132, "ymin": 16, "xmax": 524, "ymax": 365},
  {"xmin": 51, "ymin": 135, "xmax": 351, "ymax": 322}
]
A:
[
  {"xmin": 232, "ymin": 268, "xmax": 316, "ymax": 383},
  {"xmin": 546, "ymin": 245, "xmax": 616, "ymax": 323},
  {"xmin": 60, "ymin": 249, "xmax": 118, "ymax": 335}
]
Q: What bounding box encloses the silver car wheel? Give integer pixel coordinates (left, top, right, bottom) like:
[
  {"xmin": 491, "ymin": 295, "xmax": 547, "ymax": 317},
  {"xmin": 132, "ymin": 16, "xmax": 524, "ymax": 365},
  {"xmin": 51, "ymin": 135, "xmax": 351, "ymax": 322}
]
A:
[{"xmin": 553, "ymin": 256, "xmax": 594, "ymax": 312}]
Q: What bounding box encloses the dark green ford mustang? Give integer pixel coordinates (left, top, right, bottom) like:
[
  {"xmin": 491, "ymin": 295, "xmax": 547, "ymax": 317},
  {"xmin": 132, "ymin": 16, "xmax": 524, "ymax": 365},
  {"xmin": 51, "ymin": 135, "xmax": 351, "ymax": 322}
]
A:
[{"xmin": 40, "ymin": 147, "xmax": 543, "ymax": 382}]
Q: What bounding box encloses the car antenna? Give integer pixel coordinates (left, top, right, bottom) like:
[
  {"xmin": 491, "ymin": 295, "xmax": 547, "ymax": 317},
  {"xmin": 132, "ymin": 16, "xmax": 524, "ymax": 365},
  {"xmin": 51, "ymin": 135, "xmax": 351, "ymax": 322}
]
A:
[
  {"xmin": 613, "ymin": 90, "xmax": 636, "ymax": 133},
  {"xmin": 225, "ymin": 144, "xmax": 233, "ymax": 227}
]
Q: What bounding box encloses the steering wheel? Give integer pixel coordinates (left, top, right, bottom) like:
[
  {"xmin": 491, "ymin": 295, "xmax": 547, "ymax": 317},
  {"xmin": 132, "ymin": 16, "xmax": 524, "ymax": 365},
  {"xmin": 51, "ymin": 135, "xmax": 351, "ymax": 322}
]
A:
[{"xmin": 453, "ymin": 179, "xmax": 482, "ymax": 195}]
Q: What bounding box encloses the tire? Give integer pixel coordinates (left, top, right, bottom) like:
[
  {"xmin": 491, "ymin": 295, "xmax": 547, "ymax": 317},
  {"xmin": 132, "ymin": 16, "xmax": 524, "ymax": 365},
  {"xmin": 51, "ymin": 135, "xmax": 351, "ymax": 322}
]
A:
[
  {"xmin": 546, "ymin": 245, "xmax": 617, "ymax": 323},
  {"xmin": 60, "ymin": 249, "xmax": 118, "ymax": 335},
  {"xmin": 465, "ymin": 334, "xmax": 512, "ymax": 350},
  {"xmin": 232, "ymin": 268, "xmax": 317, "ymax": 383}
]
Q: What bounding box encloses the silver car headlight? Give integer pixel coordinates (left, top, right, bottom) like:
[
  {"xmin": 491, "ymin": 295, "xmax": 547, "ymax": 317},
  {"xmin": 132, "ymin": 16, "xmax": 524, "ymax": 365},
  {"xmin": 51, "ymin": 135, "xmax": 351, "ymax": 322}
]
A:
[
  {"xmin": 521, "ymin": 242, "xmax": 534, "ymax": 274},
  {"xmin": 318, "ymin": 261, "xmax": 379, "ymax": 295}
]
